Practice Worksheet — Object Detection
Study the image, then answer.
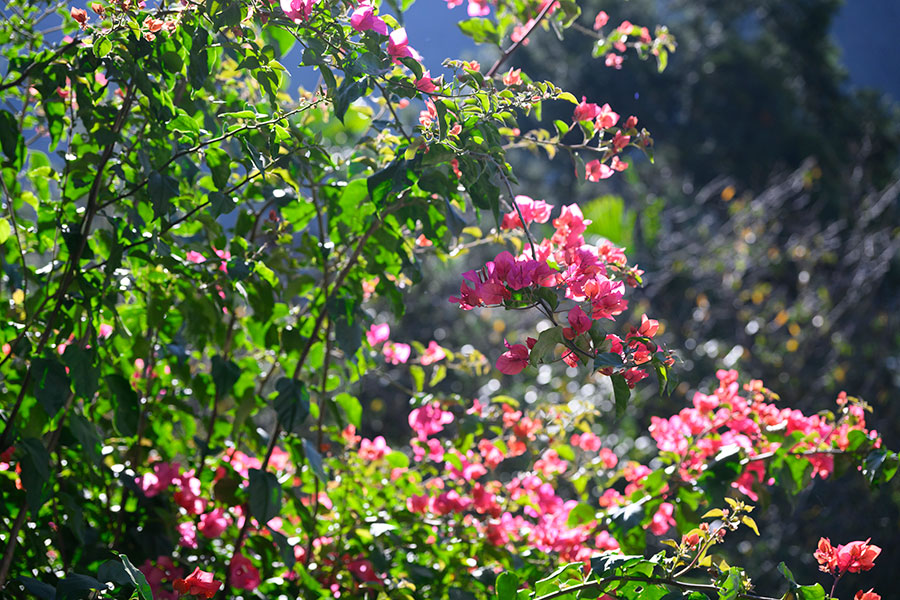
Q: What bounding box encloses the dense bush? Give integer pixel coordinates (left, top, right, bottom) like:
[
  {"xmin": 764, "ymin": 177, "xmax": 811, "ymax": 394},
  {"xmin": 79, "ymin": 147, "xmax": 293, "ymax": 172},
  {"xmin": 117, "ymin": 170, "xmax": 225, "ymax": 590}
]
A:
[{"xmin": 0, "ymin": 0, "xmax": 895, "ymax": 599}]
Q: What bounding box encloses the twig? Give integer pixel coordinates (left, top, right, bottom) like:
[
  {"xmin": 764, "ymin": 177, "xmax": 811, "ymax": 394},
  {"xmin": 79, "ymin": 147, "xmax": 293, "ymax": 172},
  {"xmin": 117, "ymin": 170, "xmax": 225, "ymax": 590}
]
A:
[{"xmin": 485, "ymin": 1, "xmax": 559, "ymax": 78}]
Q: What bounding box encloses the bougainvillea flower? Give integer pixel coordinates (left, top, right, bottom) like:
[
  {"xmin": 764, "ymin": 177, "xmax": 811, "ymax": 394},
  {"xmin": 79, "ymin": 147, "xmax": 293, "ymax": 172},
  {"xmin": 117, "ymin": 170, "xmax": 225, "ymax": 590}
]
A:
[
  {"xmin": 573, "ymin": 97, "xmax": 601, "ymax": 122},
  {"xmin": 586, "ymin": 159, "xmax": 614, "ymax": 182},
  {"xmin": 387, "ymin": 28, "xmax": 421, "ymax": 63},
  {"xmin": 836, "ymin": 539, "xmax": 881, "ymax": 573},
  {"xmin": 408, "ymin": 402, "xmax": 454, "ymax": 439},
  {"xmin": 366, "ymin": 323, "xmax": 390, "ymax": 346},
  {"xmin": 350, "ymin": 2, "xmax": 388, "ymax": 35},
  {"xmin": 420, "ymin": 340, "xmax": 446, "ymax": 365},
  {"xmin": 281, "ymin": 0, "xmax": 316, "ymax": 21},
  {"xmin": 198, "ymin": 507, "xmax": 229, "ymax": 538},
  {"xmin": 173, "ymin": 567, "xmax": 222, "ymax": 598},
  {"xmin": 383, "ymin": 341, "xmax": 411, "ymax": 364},
  {"xmin": 496, "ymin": 340, "xmax": 530, "ymax": 375},
  {"xmin": 855, "ymin": 590, "xmax": 880, "ymax": 600},
  {"xmin": 229, "ymin": 553, "xmax": 261, "ymax": 590}
]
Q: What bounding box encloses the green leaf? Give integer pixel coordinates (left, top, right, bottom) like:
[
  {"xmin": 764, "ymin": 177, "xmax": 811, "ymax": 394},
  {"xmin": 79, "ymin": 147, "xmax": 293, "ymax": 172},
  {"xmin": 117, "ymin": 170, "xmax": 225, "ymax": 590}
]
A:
[
  {"xmin": 334, "ymin": 76, "xmax": 368, "ymax": 122},
  {"xmin": 611, "ymin": 373, "xmax": 631, "ymax": 417},
  {"xmin": 248, "ymin": 468, "xmax": 282, "ymax": 524},
  {"xmin": 206, "ymin": 147, "xmax": 231, "ymax": 191},
  {"xmin": 458, "ymin": 18, "xmax": 501, "ymax": 46},
  {"xmin": 107, "ymin": 374, "xmax": 139, "ymax": 437},
  {"xmin": 20, "ymin": 437, "xmax": 50, "ymax": 514},
  {"xmin": 495, "ymin": 572, "xmax": 518, "ymax": 600},
  {"xmin": 718, "ymin": 567, "xmax": 742, "ymax": 600},
  {"xmin": 410, "ymin": 364, "xmax": 425, "ymax": 392},
  {"xmin": 303, "ymin": 438, "xmax": 328, "ymax": 482},
  {"xmin": 863, "ymin": 448, "xmax": 899, "ymax": 486},
  {"xmin": 56, "ymin": 574, "xmax": 103, "ymax": 600},
  {"xmin": 98, "ymin": 560, "xmax": 132, "ymax": 587},
  {"xmin": 386, "ymin": 451, "xmax": 410, "ymax": 468},
  {"xmin": 566, "ymin": 502, "xmax": 596, "ymax": 527},
  {"xmin": 334, "ymin": 392, "xmax": 361, "ymax": 428},
  {"xmin": 211, "ymin": 355, "xmax": 241, "ymax": 397},
  {"xmin": 16, "ymin": 577, "xmax": 55, "ymax": 600},
  {"xmin": 93, "ymin": 37, "xmax": 112, "ymax": 57},
  {"xmin": 31, "ymin": 357, "xmax": 70, "ymax": 416},
  {"xmin": 594, "ymin": 352, "xmax": 623, "ymax": 369},
  {"xmin": 368, "ymin": 160, "xmax": 399, "ymax": 207},
  {"xmin": 274, "ymin": 378, "xmax": 310, "ymax": 433},
  {"xmin": 120, "ymin": 554, "xmax": 154, "ymax": 600},
  {"xmin": 0, "ymin": 218, "xmax": 10, "ymax": 244},
  {"xmin": 0, "ymin": 109, "xmax": 24, "ymax": 168},
  {"xmin": 63, "ymin": 346, "xmax": 99, "ymax": 400},
  {"xmin": 529, "ymin": 326, "xmax": 563, "ymax": 366}
]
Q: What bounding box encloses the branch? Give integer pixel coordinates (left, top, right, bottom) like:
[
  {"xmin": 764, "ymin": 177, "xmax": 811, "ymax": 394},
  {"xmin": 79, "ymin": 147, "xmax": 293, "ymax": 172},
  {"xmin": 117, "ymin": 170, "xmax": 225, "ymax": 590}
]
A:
[{"xmin": 485, "ymin": 1, "xmax": 559, "ymax": 78}]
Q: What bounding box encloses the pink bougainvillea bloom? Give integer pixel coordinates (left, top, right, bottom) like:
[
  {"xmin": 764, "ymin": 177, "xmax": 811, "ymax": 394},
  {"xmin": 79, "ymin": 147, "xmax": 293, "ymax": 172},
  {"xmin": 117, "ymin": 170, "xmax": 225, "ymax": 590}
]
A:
[
  {"xmin": 573, "ymin": 97, "xmax": 601, "ymax": 122},
  {"xmin": 229, "ymin": 553, "xmax": 261, "ymax": 590},
  {"xmin": 563, "ymin": 306, "xmax": 592, "ymax": 339},
  {"xmin": 500, "ymin": 196, "xmax": 552, "ymax": 229},
  {"xmin": 199, "ymin": 507, "xmax": 229, "ymax": 538},
  {"xmin": 585, "ymin": 159, "xmax": 614, "ymax": 182},
  {"xmin": 173, "ymin": 567, "xmax": 222, "ymax": 598},
  {"xmin": 366, "ymin": 323, "xmax": 390, "ymax": 346},
  {"xmin": 415, "ymin": 71, "xmax": 438, "ymax": 93},
  {"xmin": 466, "ymin": 0, "xmax": 490, "ymax": 17},
  {"xmin": 646, "ymin": 502, "xmax": 676, "ymax": 536},
  {"xmin": 605, "ymin": 53, "xmax": 624, "ymax": 69},
  {"xmin": 415, "ymin": 234, "xmax": 433, "ymax": 247},
  {"xmin": 625, "ymin": 115, "xmax": 639, "ymax": 129},
  {"xmin": 98, "ymin": 323, "xmax": 114, "ymax": 339},
  {"xmin": 359, "ymin": 436, "xmax": 390, "ymax": 460},
  {"xmin": 177, "ymin": 521, "xmax": 198, "ymax": 549},
  {"xmin": 70, "ymin": 7, "xmax": 88, "ymax": 28},
  {"xmin": 350, "ymin": 2, "xmax": 388, "ymax": 35},
  {"xmin": 407, "ymin": 493, "xmax": 430, "ymax": 513},
  {"xmin": 599, "ymin": 447, "xmax": 618, "ymax": 469},
  {"xmin": 136, "ymin": 462, "xmax": 180, "ymax": 498},
  {"xmin": 814, "ymin": 537, "xmax": 838, "ymax": 573},
  {"xmin": 281, "ymin": 0, "xmax": 316, "ymax": 21},
  {"xmin": 593, "ymin": 10, "xmax": 609, "ymax": 30},
  {"xmin": 420, "ymin": 341, "xmax": 446, "ymax": 365},
  {"xmin": 496, "ymin": 340, "xmax": 530, "ymax": 375},
  {"xmin": 387, "ymin": 28, "xmax": 421, "ymax": 63},
  {"xmin": 185, "ymin": 250, "xmax": 205, "ymax": 264},
  {"xmin": 348, "ymin": 558, "xmax": 382, "ymax": 583},
  {"xmin": 409, "ymin": 402, "xmax": 454, "ymax": 439},
  {"xmin": 502, "ymin": 68, "xmax": 522, "ymax": 86},
  {"xmin": 836, "ymin": 539, "xmax": 881, "ymax": 573},
  {"xmin": 855, "ymin": 590, "xmax": 881, "ymax": 600},
  {"xmin": 594, "ymin": 103, "xmax": 620, "ymax": 129},
  {"xmin": 571, "ymin": 431, "xmax": 602, "ymax": 452},
  {"xmin": 383, "ymin": 341, "xmax": 411, "ymax": 364}
]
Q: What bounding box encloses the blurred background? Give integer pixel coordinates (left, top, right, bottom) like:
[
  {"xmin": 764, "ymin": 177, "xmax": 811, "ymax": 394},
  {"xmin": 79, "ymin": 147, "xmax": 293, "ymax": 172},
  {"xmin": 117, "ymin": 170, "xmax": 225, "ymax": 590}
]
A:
[{"xmin": 362, "ymin": 0, "xmax": 900, "ymax": 596}]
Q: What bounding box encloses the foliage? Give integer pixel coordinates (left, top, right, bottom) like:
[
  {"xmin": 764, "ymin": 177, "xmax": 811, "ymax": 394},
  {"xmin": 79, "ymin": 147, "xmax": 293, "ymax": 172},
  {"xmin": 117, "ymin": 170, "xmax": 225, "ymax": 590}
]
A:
[{"xmin": 0, "ymin": 0, "xmax": 895, "ymax": 599}]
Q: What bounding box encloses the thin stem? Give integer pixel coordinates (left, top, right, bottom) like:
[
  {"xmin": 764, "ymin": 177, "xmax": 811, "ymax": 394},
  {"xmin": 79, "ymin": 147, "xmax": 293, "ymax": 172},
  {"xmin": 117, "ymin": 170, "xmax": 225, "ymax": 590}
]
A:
[{"xmin": 485, "ymin": 1, "xmax": 559, "ymax": 78}]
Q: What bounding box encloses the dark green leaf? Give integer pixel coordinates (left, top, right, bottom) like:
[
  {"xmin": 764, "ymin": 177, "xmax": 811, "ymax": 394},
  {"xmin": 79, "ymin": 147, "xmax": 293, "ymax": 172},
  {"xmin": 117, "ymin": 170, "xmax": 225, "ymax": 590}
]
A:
[
  {"xmin": 211, "ymin": 355, "xmax": 241, "ymax": 396},
  {"xmin": 495, "ymin": 572, "xmax": 518, "ymax": 600},
  {"xmin": 31, "ymin": 357, "xmax": 70, "ymax": 416},
  {"xmin": 107, "ymin": 374, "xmax": 139, "ymax": 437},
  {"xmin": 274, "ymin": 378, "xmax": 310, "ymax": 432},
  {"xmin": 303, "ymin": 438, "xmax": 328, "ymax": 482},
  {"xmin": 120, "ymin": 554, "xmax": 153, "ymax": 600},
  {"xmin": 611, "ymin": 373, "xmax": 630, "ymax": 417},
  {"xmin": 20, "ymin": 437, "xmax": 50, "ymax": 514},
  {"xmin": 529, "ymin": 326, "xmax": 563, "ymax": 366},
  {"xmin": 248, "ymin": 468, "xmax": 282, "ymax": 524}
]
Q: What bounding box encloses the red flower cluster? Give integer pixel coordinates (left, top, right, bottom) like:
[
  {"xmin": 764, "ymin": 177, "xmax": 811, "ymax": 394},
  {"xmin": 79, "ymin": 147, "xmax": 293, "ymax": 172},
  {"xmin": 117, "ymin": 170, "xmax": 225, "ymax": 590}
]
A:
[{"xmin": 814, "ymin": 538, "xmax": 881, "ymax": 575}]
